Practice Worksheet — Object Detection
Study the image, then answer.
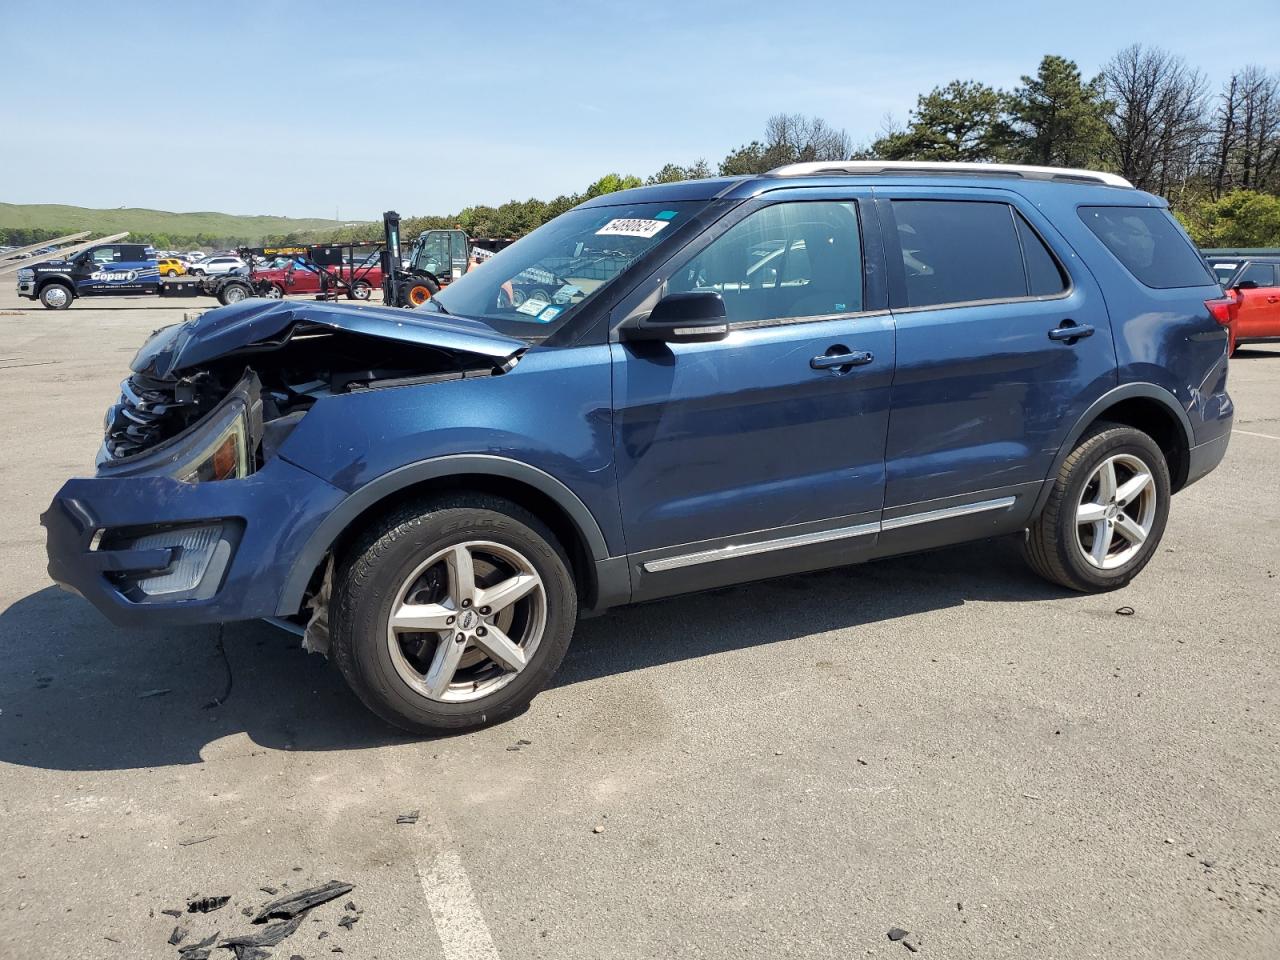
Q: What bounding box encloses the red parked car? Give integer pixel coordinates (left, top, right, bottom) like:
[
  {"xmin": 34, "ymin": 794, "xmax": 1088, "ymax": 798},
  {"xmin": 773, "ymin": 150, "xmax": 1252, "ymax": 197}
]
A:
[
  {"xmin": 255, "ymin": 258, "xmax": 383, "ymax": 300},
  {"xmin": 1217, "ymin": 257, "xmax": 1280, "ymax": 355}
]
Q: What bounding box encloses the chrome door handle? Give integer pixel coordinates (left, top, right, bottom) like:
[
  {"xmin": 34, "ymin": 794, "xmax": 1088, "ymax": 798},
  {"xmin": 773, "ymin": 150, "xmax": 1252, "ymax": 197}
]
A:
[
  {"xmin": 1048, "ymin": 321, "xmax": 1095, "ymax": 342},
  {"xmin": 811, "ymin": 350, "xmax": 873, "ymax": 370}
]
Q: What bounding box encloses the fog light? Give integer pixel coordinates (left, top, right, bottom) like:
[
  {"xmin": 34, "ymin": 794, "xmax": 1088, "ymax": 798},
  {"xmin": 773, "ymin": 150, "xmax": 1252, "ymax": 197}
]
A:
[{"xmin": 120, "ymin": 524, "xmax": 229, "ymax": 598}]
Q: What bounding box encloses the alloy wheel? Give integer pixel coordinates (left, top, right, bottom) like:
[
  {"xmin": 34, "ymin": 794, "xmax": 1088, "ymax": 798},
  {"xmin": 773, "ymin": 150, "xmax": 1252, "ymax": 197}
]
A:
[
  {"xmin": 1074, "ymin": 453, "xmax": 1157, "ymax": 569},
  {"xmin": 385, "ymin": 541, "xmax": 546, "ymax": 703}
]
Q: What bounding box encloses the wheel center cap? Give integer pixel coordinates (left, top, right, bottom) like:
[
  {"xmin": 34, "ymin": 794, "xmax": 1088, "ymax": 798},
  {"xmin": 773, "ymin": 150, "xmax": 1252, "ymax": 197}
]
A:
[
  {"xmin": 1105, "ymin": 504, "xmax": 1119, "ymax": 521},
  {"xmin": 458, "ymin": 609, "xmax": 478, "ymax": 631}
]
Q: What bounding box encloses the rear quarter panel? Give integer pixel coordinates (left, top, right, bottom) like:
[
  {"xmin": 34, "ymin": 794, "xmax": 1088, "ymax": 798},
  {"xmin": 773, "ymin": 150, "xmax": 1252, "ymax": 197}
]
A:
[{"xmin": 1040, "ymin": 190, "xmax": 1232, "ymax": 447}]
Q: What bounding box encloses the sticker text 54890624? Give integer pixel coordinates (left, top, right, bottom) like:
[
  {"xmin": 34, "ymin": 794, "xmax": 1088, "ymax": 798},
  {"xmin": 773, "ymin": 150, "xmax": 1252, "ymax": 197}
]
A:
[{"xmin": 595, "ymin": 219, "xmax": 670, "ymax": 239}]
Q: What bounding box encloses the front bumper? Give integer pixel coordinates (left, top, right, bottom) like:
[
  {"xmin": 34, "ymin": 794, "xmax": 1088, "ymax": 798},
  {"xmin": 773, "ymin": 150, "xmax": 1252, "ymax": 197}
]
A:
[
  {"xmin": 42, "ymin": 456, "xmax": 347, "ymax": 627},
  {"xmin": 17, "ymin": 279, "xmax": 34, "ymax": 297}
]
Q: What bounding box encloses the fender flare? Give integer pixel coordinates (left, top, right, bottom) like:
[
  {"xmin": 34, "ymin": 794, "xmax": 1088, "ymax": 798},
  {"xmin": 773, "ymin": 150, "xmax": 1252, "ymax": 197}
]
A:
[
  {"xmin": 1031, "ymin": 381, "xmax": 1194, "ymax": 517},
  {"xmin": 34, "ymin": 273, "xmax": 77, "ymax": 297},
  {"xmin": 275, "ymin": 454, "xmax": 612, "ymax": 616}
]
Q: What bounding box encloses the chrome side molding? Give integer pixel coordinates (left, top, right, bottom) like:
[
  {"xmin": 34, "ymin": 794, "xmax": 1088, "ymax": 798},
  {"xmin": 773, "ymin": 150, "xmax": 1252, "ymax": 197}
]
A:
[
  {"xmin": 879, "ymin": 496, "xmax": 1017, "ymax": 531},
  {"xmin": 642, "ymin": 496, "xmax": 1017, "ymax": 573},
  {"xmin": 642, "ymin": 520, "xmax": 880, "ymax": 573}
]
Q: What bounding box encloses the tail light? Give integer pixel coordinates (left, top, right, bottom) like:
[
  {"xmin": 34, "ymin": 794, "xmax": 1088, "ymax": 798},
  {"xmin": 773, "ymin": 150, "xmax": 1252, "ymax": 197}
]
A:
[{"xmin": 1205, "ymin": 292, "xmax": 1240, "ymax": 326}]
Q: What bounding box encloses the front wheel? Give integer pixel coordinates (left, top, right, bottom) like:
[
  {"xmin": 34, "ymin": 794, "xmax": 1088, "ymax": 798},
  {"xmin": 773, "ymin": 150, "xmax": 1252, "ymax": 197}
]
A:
[
  {"xmin": 349, "ymin": 280, "xmax": 372, "ymax": 301},
  {"xmin": 330, "ymin": 494, "xmax": 578, "ymax": 734},
  {"xmin": 165, "ymin": 269, "xmax": 178, "ymax": 277},
  {"xmin": 39, "ymin": 283, "xmax": 73, "ymax": 309},
  {"xmin": 1023, "ymin": 422, "xmax": 1171, "ymax": 592}
]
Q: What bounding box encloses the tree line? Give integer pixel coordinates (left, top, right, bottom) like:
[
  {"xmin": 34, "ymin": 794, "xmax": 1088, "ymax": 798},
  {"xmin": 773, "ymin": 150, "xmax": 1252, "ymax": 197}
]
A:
[{"xmin": 310, "ymin": 46, "xmax": 1279, "ymax": 248}]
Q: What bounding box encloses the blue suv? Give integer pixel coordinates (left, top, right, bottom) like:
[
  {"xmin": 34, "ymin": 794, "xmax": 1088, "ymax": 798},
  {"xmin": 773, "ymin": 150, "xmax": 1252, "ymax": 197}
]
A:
[{"xmin": 42, "ymin": 161, "xmax": 1234, "ymax": 733}]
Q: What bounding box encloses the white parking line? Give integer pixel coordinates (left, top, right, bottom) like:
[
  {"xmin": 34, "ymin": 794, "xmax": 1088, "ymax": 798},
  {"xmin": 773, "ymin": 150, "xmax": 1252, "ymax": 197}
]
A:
[
  {"xmin": 1234, "ymin": 429, "xmax": 1280, "ymax": 441},
  {"xmin": 419, "ymin": 848, "xmax": 503, "ymax": 960}
]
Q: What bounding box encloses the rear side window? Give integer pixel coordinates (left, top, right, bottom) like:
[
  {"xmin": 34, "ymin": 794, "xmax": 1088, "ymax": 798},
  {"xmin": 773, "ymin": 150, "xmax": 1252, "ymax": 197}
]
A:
[
  {"xmin": 890, "ymin": 200, "xmax": 1065, "ymax": 308},
  {"xmin": 1078, "ymin": 206, "xmax": 1214, "ymax": 289}
]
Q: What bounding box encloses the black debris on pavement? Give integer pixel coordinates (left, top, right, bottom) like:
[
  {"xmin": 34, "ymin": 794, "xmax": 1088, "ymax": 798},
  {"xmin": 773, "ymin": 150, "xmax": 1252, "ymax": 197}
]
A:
[
  {"xmin": 337, "ymin": 914, "xmax": 360, "ymax": 930},
  {"xmin": 517, "ymin": 739, "xmax": 532, "ymax": 746},
  {"xmin": 168, "ymin": 925, "xmax": 189, "ymax": 945},
  {"xmin": 177, "ymin": 930, "xmax": 219, "ymax": 959},
  {"xmin": 1115, "ymin": 605, "xmax": 1135, "ymax": 616},
  {"xmin": 179, "ymin": 836, "xmax": 216, "ymax": 847},
  {"xmin": 888, "ymin": 928, "xmax": 909, "ymax": 941},
  {"xmin": 259, "ymin": 886, "xmax": 279, "ymax": 896},
  {"xmin": 904, "ymin": 940, "xmax": 920, "ymax": 953},
  {"xmin": 188, "ymin": 896, "xmax": 230, "ymax": 914},
  {"xmin": 221, "ymin": 914, "xmax": 306, "ymax": 949},
  {"xmin": 318, "ymin": 931, "xmax": 329, "ymax": 940},
  {"xmin": 162, "ymin": 908, "xmax": 185, "ymax": 918},
  {"xmin": 231, "ymin": 947, "xmax": 270, "ymax": 960},
  {"xmin": 506, "ymin": 745, "xmax": 521, "ymax": 751},
  {"xmin": 253, "ymin": 881, "xmax": 354, "ymax": 923},
  {"xmin": 396, "ymin": 811, "xmax": 420, "ymax": 824},
  {"xmin": 138, "ymin": 688, "xmax": 172, "ymax": 699},
  {"xmin": 344, "ymin": 900, "xmax": 357, "ymax": 912}
]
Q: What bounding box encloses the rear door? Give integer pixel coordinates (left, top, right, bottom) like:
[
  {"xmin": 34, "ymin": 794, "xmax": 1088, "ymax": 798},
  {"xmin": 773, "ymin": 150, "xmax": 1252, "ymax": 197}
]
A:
[
  {"xmin": 1233, "ymin": 261, "xmax": 1280, "ymax": 340},
  {"xmin": 610, "ymin": 191, "xmax": 896, "ymax": 599},
  {"xmin": 877, "ymin": 188, "xmax": 1116, "ymax": 543}
]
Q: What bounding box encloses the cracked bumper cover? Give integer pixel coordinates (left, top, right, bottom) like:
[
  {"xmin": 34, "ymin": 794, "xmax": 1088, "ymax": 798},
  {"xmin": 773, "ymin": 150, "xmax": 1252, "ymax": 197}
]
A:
[{"xmin": 41, "ymin": 456, "xmax": 347, "ymax": 627}]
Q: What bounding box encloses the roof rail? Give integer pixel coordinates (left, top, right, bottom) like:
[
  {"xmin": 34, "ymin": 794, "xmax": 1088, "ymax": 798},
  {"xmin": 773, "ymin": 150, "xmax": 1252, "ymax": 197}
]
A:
[{"xmin": 768, "ymin": 160, "xmax": 1134, "ymax": 189}]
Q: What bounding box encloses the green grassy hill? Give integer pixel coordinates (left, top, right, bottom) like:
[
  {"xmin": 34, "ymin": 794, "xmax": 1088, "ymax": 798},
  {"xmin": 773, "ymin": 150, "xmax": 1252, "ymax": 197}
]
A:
[{"xmin": 0, "ymin": 202, "xmax": 369, "ymax": 245}]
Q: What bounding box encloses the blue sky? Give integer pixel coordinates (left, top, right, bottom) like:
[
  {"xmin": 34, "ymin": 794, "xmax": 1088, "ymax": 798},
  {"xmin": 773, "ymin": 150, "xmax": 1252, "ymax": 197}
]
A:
[{"xmin": 3, "ymin": 0, "xmax": 1278, "ymax": 220}]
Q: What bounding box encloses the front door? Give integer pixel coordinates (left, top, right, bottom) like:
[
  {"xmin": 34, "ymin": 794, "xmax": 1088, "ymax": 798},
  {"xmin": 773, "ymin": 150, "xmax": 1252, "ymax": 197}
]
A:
[
  {"xmin": 611, "ymin": 194, "xmax": 895, "ymax": 599},
  {"xmin": 877, "ymin": 190, "xmax": 1117, "ymax": 540},
  {"xmin": 1233, "ymin": 261, "xmax": 1280, "ymax": 342}
]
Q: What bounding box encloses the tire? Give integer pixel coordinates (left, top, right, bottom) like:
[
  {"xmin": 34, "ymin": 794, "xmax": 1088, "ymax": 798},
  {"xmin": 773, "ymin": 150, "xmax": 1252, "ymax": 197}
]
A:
[
  {"xmin": 405, "ymin": 278, "xmax": 437, "ymax": 307},
  {"xmin": 165, "ymin": 269, "xmax": 178, "ymax": 277},
  {"xmin": 330, "ymin": 494, "xmax": 578, "ymax": 734},
  {"xmin": 349, "ymin": 281, "xmax": 372, "ymax": 301},
  {"xmin": 265, "ymin": 284, "xmax": 284, "ymax": 299},
  {"xmin": 217, "ymin": 282, "xmax": 251, "ymax": 305},
  {"xmin": 190, "ymin": 268, "xmax": 205, "ymax": 276},
  {"xmin": 39, "ymin": 283, "xmax": 73, "ymax": 309},
  {"xmin": 1023, "ymin": 422, "xmax": 1171, "ymax": 592}
]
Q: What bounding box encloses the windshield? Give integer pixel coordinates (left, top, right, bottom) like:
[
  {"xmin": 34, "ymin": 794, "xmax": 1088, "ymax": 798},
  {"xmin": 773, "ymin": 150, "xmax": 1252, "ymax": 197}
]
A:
[{"xmin": 429, "ymin": 200, "xmax": 705, "ymax": 338}]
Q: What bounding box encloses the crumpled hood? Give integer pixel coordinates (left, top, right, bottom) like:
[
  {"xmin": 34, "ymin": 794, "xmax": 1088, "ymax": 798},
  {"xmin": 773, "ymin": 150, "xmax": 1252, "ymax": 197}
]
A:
[{"xmin": 131, "ymin": 298, "xmax": 526, "ymax": 379}]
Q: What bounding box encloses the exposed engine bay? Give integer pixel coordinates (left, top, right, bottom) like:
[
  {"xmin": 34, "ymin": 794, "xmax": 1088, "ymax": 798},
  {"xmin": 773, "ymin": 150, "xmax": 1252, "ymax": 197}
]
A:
[{"xmin": 98, "ymin": 301, "xmax": 525, "ymax": 472}]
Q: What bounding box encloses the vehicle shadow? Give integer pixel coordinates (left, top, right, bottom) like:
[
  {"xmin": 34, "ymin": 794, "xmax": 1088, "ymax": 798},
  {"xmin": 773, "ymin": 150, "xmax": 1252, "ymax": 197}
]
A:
[{"xmin": 0, "ymin": 538, "xmax": 1067, "ymax": 771}]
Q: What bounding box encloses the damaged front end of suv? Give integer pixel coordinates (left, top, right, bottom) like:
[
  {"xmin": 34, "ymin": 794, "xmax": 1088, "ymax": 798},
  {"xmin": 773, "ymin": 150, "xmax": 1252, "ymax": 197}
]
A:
[{"xmin": 43, "ymin": 298, "xmax": 526, "ymax": 631}]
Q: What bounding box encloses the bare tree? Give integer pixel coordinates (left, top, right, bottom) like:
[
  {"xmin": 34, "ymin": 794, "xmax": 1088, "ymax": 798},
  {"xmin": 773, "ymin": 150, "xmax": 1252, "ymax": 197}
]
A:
[
  {"xmin": 763, "ymin": 113, "xmax": 853, "ymax": 162},
  {"xmin": 720, "ymin": 113, "xmax": 851, "ymax": 174},
  {"xmin": 1102, "ymin": 45, "xmax": 1209, "ymax": 196},
  {"xmin": 1206, "ymin": 66, "xmax": 1280, "ymax": 197}
]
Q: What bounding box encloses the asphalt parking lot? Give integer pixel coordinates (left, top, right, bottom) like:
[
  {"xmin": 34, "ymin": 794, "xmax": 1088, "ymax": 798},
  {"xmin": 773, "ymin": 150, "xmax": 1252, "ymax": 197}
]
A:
[{"xmin": 0, "ymin": 286, "xmax": 1276, "ymax": 960}]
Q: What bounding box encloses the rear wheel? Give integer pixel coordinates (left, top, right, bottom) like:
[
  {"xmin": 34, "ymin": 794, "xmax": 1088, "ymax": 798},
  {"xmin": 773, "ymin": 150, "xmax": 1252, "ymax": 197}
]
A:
[
  {"xmin": 1023, "ymin": 423, "xmax": 1171, "ymax": 592},
  {"xmin": 39, "ymin": 283, "xmax": 73, "ymax": 309},
  {"xmin": 330, "ymin": 494, "xmax": 578, "ymax": 734},
  {"xmin": 349, "ymin": 280, "xmax": 372, "ymax": 301},
  {"xmin": 217, "ymin": 281, "xmax": 252, "ymax": 305},
  {"xmin": 165, "ymin": 269, "xmax": 179, "ymax": 277}
]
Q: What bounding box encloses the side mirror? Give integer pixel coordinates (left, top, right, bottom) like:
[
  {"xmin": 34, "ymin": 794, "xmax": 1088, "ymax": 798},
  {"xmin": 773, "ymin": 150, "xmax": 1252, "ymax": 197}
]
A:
[
  {"xmin": 1234, "ymin": 280, "xmax": 1259, "ymax": 290},
  {"xmin": 627, "ymin": 291, "xmax": 729, "ymax": 343}
]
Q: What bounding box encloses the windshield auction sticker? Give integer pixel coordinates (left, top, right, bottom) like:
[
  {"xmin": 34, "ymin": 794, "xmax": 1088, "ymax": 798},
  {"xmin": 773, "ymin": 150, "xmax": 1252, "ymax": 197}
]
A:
[{"xmin": 595, "ymin": 218, "xmax": 670, "ymax": 239}]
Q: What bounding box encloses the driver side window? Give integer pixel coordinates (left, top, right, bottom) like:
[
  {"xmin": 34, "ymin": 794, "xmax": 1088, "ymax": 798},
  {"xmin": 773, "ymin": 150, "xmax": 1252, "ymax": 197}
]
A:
[{"xmin": 668, "ymin": 201, "xmax": 863, "ymax": 325}]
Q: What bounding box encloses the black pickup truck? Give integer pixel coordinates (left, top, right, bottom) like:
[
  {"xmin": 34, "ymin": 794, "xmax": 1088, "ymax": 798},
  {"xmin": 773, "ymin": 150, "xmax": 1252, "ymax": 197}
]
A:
[{"xmin": 16, "ymin": 242, "xmax": 264, "ymax": 308}]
